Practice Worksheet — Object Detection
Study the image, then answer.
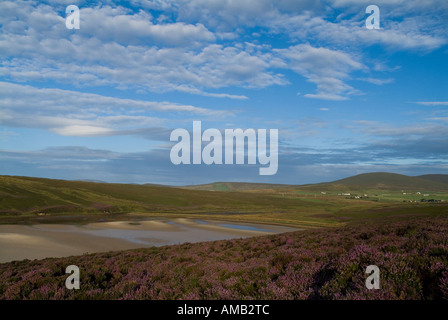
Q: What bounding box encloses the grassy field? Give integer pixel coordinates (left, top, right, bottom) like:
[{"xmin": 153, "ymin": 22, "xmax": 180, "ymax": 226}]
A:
[
  {"xmin": 1, "ymin": 173, "xmax": 448, "ymax": 300},
  {"xmin": 1, "ymin": 174, "xmax": 448, "ymax": 228}
]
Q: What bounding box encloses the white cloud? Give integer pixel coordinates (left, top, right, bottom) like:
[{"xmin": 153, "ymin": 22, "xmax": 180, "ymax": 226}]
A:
[
  {"xmin": 415, "ymin": 101, "xmax": 448, "ymax": 106},
  {"xmin": 276, "ymin": 44, "xmax": 364, "ymax": 100},
  {"xmin": 79, "ymin": 6, "xmax": 215, "ymax": 46},
  {"xmin": 352, "ymin": 120, "xmax": 448, "ymax": 137},
  {"xmin": 373, "ymin": 63, "xmax": 401, "ymax": 72},
  {"xmin": 266, "ymin": 1, "xmax": 447, "ymax": 52},
  {"xmin": 1, "ymin": 39, "xmax": 284, "ymax": 96},
  {"xmin": 358, "ymin": 77, "xmax": 394, "ymax": 85},
  {"xmin": 0, "ymin": 0, "xmax": 445, "ymax": 103},
  {"xmin": 305, "ymin": 93, "xmax": 348, "ymax": 101},
  {"xmin": 0, "ymin": 82, "xmax": 224, "ymax": 115},
  {"xmin": 0, "ymin": 2, "xmax": 285, "ymax": 98},
  {"xmin": 427, "ymin": 117, "xmax": 448, "ymax": 122},
  {"xmin": 0, "ymin": 81, "xmax": 232, "ymax": 137},
  {"xmin": 52, "ymin": 125, "xmax": 115, "ymax": 137}
]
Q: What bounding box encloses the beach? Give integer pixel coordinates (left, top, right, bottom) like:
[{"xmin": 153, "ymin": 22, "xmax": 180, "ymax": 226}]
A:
[{"xmin": 0, "ymin": 218, "xmax": 299, "ymax": 263}]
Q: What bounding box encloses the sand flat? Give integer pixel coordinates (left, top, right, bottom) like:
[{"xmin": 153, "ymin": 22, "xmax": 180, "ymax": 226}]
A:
[
  {"xmin": 0, "ymin": 219, "xmax": 300, "ymax": 263},
  {"xmin": 87, "ymin": 220, "xmax": 181, "ymax": 232},
  {"xmin": 172, "ymin": 218, "xmax": 273, "ymax": 236},
  {"xmin": 0, "ymin": 224, "xmax": 146, "ymax": 263}
]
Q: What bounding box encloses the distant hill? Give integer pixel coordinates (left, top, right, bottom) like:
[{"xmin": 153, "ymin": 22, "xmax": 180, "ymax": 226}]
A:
[
  {"xmin": 143, "ymin": 183, "xmax": 172, "ymax": 187},
  {"xmin": 1, "ymin": 173, "xmax": 447, "ymax": 226},
  {"xmin": 295, "ymin": 172, "xmax": 448, "ymax": 192},
  {"xmin": 183, "ymin": 172, "xmax": 448, "ymax": 193},
  {"xmin": 0, "ymin": 175, "xmax": 310, "ymax": 217},
  {"xmin": 181, "ymin": 182, "xmax": 293, "ymax": 192},
  {"xmin": 417, "ymin": 174, "xmax": 448, "ymax": 185},
  {"xmin": 76, "ymin": 179, "xmax": 106, "ymax": 183}
]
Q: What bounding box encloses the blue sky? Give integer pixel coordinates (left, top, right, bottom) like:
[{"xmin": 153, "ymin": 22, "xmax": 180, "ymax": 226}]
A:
[{"xmin": 1, "ymin": 0, "xmax": 447, "ymax": 185}]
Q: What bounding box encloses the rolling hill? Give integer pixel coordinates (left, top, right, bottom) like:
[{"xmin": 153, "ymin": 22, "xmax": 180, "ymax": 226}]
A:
[
  {"xmin": 417, "ymin": 174, "xmax": 448, "ymax": 185},
  {"xmin": 0, "ymin": 175, "xmax": 313, "ymax": 219},
  {"xmin": 296, "ymin": 172, "xmax": 448, "ymax": 192},
  {"xmin": 181, "ymin": 181, "xmax": 293, "ymax": 192},
  {"xmin": 183, "ymin": 172, "xmax": 448, "ymax": 193},
  {"xmin": 1, "ymin": 173, "xmax": 447, "ymax": 226}
]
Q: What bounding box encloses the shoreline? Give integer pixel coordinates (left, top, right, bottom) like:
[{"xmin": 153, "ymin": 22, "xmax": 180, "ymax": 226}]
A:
[{"xmin": 0, "ymin": 212, "xmax": 310, "ymax": 228}]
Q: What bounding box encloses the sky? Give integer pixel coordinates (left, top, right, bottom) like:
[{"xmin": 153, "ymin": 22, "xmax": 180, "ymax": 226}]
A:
[{"xmin": 1, "ymin": 0, "xmax": 447, "ymax": 186}]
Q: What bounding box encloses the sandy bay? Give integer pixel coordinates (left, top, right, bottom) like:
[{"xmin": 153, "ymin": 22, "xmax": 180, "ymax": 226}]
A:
[{"xmin": 0, "ymin": 218, "xmax": 299, "ymax": 263}]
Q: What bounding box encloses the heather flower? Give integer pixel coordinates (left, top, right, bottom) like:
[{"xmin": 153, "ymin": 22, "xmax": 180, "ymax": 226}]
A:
[{"xmin": 1, "ymin": 216, "xmax": 447, "ymax": 300}]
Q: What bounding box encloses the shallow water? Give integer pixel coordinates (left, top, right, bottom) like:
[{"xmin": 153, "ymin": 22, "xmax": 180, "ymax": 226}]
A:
[{"xmin": 0, "ymin": 218, "xmax": 300, "ymax": 263}]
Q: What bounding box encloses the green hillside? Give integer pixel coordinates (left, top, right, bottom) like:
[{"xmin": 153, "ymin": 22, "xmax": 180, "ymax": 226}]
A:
[
  {"xmin": 332, "ymin": 172, "xmax": 448, "ymax": 190},
  {"xmin": 183, "ymin": 173, "xmax": 448, "ymax": 193},
  {"xmin": 0, "ymin": 175, "xmax": 302, "ymax": 214},
  {"xmin": 294, "ymin": 172, "xmax": 448, "ymax": 192},
  {"xmin": 1, "ymin": 174, "xmax": 447, "ymax": 227},
  {"xmin": 417, "ymin": 174, "xmax": 448, "ymax": 185},
  {"xmin": 182, "ymin": 181, "xmax": 293, "ymax": 192},
  {"xmin": 0, "ymin": 175, "xmax": 339, "ymax": 227}
]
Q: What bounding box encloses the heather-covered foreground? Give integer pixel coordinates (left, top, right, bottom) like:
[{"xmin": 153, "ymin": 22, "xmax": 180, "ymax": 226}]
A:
[{"xmin": 1, "ymin": 216, "xmax": 448, "ymax": 300}]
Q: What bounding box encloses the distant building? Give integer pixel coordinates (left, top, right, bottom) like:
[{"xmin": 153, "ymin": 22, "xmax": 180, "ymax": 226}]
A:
[{"xmin": 420, "ymin": 199, "xmax": 442, "ymax": 203}]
